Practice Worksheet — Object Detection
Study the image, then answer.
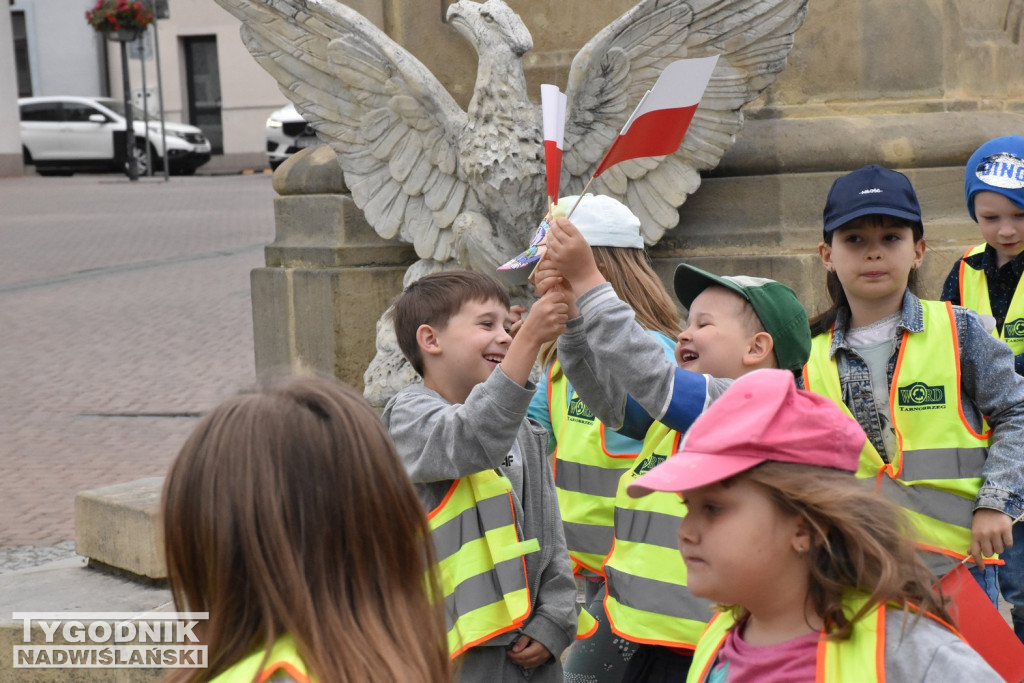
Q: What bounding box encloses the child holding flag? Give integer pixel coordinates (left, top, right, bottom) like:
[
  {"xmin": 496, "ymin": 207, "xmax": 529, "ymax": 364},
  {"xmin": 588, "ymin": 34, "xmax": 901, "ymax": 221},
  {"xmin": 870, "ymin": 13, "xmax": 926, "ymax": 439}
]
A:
[
  {"xmin": 520, "ymin": 193, "xmax": 681, "ymax": 682},
  {"xmin": 537, "ymin": 217, "xmax": 811, "ymax": 681}
]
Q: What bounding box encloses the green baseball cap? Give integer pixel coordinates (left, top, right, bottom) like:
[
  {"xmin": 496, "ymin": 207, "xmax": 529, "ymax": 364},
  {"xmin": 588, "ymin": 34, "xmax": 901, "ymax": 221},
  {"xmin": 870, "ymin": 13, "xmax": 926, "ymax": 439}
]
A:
[{"xmin": 673, "ymin": 264, "xmax": 811, "ymax": 372}]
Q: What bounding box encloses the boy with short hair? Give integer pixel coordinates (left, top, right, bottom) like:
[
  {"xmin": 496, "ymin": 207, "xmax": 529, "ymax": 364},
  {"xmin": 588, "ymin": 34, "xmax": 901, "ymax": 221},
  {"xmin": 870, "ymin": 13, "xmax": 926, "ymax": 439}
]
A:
[
  {"xmin": 382, "ymin": 270, "xmax": 577, "ymax": 682},
  {"xmin": 941, "ymin": 135, "xmax": 1024, "ymax": 642},
  {"xmin": 538, "ymin": 217, "xmax": 812, "ymax": 681}
]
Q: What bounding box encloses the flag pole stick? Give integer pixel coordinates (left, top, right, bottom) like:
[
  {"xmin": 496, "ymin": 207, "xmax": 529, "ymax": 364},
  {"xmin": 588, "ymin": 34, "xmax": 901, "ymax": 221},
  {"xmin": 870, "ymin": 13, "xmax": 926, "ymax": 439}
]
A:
[
  {"xmin": 531, "ymin": 175, "xmax": 596, "ymax": 281},
  {"xmin": 565, "ymin": 174, "xmax": 597, "ymax": 220}
]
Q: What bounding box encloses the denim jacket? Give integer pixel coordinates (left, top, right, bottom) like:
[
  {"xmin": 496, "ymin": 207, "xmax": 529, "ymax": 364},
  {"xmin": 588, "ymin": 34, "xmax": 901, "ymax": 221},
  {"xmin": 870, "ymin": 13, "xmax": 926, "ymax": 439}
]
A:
[{"xmin": 799, "ymin": 290, "xmax": 1024, "ymax": 518}]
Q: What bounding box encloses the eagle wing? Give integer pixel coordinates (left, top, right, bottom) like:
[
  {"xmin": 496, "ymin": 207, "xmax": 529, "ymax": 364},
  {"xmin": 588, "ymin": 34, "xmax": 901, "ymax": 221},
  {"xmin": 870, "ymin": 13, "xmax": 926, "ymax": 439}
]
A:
[
  {"xmin": 562, "ymin": 0, "xmax": 809, "ymax": 244},
  {"xmin": 212, "ymin": 0, "xmax": 471, "ymax": 261}
]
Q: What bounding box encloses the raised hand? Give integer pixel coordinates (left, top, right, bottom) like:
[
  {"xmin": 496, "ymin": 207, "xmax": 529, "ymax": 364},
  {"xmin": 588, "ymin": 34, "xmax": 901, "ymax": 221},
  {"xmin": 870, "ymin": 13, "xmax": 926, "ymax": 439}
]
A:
[{"xmin": 545, "ymin": 217, "xmax": 606, "ymax": 295}]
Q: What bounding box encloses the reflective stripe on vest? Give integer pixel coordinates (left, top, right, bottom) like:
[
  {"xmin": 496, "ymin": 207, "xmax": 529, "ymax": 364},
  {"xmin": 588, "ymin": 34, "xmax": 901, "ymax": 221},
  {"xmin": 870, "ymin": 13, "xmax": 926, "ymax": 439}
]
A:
[
  {"xmin": 602, "ymin": 422, "xmax": 712, "ymax": 647},
  {"xmin": 959, "ymin": 243, "xmax": 1024, "ymax": 355},
  {"xmin": 211, "ymin": 635, "xmax": 311, "ymax": 683},
  {"xmin": 802, "ymin": 300, "xmax": 991, "ymax": 562},
  {"xmin": 428, "ymin": 470, "xmax": 541, "ymax": 658},
  {"xmin": 548, "ymin": 360, "xmax": 641, "ymax": 575},
  {"xmin": 688, "ymin": 595, "xmax": 884, "ymax": 683}
]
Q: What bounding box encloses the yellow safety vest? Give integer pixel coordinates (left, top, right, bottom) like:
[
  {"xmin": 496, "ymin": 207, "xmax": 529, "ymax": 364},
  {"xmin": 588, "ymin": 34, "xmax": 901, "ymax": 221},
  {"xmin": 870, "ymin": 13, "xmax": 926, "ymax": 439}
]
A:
[
  {"xmin": 958, "ymin": 243, "xmax": 1024, "ymax": 355},
  {"xmin": 689, "ymin": 595, "xmax": 882, "ymax": 683},
  {"xmin": 428, "ymin": 470, "xmax": 541, "ymax": 658},
  {"xmin": 601, "ymin": 422, "xmax": 712, "ymax": 648},
  {"xmin": 548, "ymin": 360, "xmax": 643, "ymax": 577},
  {"xmin": 211, "ymin": 635, "xmax": 311, "ymax": 683},
  {"xmin": 803, "ymin": 300, "xmax": 992, "ymax": 564}
]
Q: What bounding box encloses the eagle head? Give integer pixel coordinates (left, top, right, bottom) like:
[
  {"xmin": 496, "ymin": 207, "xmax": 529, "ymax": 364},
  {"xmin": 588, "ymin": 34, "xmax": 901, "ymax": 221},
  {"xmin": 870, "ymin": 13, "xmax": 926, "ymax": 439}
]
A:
[{"xmin": 446, "ymin": 0, "xmax": 533, "ymax": 57}]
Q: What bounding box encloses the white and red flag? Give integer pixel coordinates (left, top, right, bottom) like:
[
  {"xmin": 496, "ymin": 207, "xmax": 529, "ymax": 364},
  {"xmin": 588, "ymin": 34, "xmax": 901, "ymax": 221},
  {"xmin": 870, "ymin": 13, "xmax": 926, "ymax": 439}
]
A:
[
  {"xmin": 593, "ymin": 55, "xmax": 719, "ymax": 177},
  {"xmin": 540, "ymin": 84, "xmax": 567, "ymax": 202}
]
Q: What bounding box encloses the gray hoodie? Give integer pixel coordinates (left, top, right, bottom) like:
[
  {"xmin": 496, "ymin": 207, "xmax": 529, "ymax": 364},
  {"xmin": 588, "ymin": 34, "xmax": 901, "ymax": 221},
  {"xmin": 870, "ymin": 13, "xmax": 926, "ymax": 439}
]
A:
[{"xmin": 382, "ymin": 367, "xmax": 577, "ymax": 682}]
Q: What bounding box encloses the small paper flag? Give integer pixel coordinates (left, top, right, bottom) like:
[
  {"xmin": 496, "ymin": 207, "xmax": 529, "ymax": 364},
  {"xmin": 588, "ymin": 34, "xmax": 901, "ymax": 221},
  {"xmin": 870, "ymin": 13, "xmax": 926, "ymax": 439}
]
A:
[
  {"xmin": 541, "ymin": 84, "xmax": 567, "ymax": 202},
  {"xmin": 594, "ymin": 55, "xmax": 718, "ymax": 177}
]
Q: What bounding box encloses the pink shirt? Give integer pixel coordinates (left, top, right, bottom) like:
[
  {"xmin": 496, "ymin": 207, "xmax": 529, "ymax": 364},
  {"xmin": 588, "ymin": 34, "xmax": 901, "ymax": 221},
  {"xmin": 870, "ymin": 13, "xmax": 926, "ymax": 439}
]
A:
[{"xmin": 705, "ymin": 625, "xmax": 819, "ymax": 683}]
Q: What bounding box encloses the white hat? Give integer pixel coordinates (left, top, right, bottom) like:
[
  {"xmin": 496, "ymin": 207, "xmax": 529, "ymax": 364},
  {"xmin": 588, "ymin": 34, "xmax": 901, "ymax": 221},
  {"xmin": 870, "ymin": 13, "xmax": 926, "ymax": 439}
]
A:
[
  {"xmin": 497, "ymin": 194, "xmax": 643, "ymax": 271},
  {"xmin": 553, "ymin": 194, "xmax": 644, "ymax": 249}
]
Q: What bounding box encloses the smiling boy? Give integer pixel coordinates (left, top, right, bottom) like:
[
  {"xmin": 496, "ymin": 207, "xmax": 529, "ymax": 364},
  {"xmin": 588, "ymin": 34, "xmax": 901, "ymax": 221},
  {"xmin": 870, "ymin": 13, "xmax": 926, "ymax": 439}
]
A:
[
  {"xmin": 537, "ymin": 218, "xmax": 811, "ymax": 681},
  {"xmin": 381, "ymin": 270, "xmax": 578, "ymax": 682}
]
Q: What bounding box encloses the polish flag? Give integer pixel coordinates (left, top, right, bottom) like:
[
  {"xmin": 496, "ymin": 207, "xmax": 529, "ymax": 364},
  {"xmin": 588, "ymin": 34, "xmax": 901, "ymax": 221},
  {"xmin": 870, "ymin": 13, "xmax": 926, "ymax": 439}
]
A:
[
  {"xmin": 594, "ymin": 55, "xmax": 719, "ymax": 177},
  {"xmin": 541, "ymin": 84, "xmax": 567, "ymax": 201}
]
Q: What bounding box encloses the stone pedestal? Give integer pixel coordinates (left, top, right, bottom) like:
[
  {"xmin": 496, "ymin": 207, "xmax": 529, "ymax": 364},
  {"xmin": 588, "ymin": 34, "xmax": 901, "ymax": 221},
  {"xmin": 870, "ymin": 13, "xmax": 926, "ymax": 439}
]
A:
[
  {"xmin": 75, "ymin": 478, "xmax": 166, "ymax": 581},
  {"xmin": 251, "ymin": 146, "xmax": 417, "ymax": 391}
]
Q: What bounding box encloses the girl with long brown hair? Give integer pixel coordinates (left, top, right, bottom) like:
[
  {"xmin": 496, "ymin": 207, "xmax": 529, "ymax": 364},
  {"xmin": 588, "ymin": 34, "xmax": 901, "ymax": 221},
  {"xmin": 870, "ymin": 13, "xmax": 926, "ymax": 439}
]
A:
[
  {"xmin": 524, "ymin": 193, "xmax": 682, "ymax": 682},
  {"xmin": 803, "ymin": 164, "xmax": 1024, "ymax": 612},
  {"xmin": 162, "ymin": 375, "xmax": 451, "ymax": 683},
  {"xmin": 629, "ymin": 369, "xmax": 1000, "ymax": 682}
]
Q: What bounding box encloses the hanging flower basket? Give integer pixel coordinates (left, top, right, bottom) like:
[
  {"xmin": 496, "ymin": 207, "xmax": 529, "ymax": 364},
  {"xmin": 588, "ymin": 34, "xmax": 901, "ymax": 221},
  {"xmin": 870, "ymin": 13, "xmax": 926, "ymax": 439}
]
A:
[{"xmin": 85, "ymin": 0, "xmax": 154, "ymax": 40}]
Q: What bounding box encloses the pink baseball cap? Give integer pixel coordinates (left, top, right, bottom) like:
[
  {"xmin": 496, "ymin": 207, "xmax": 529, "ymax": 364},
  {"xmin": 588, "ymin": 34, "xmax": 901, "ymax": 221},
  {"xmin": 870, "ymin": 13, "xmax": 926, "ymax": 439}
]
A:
[{"xmin": 628, "ymin": 369, "xmax": 866, "ymax": 497}]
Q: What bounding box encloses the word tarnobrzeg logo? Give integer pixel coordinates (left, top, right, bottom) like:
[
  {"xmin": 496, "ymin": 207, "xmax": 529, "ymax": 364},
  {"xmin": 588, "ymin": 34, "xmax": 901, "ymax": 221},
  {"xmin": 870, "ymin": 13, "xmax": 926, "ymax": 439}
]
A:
[
  {"xmin": 1003, "ymin": 318, "xmax": 1024, "ymax": 342},
  {"xmin": 13, "ymin": 612, "xmax": 208, "ymax": 670},
  {"xmin": 567, "ymin": 394, "xmax": 595, "ymax": 424},
  {"xmin": 897, "ymin": 381, "xmax": 947, "ymax": 411}
]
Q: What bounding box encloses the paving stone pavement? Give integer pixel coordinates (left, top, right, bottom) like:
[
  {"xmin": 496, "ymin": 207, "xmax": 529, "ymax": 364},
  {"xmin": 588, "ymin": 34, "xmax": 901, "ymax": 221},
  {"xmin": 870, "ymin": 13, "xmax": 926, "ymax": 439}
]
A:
[{"xmin": 0, "ymin": 173, "xmax": 276, "ymax": 552}]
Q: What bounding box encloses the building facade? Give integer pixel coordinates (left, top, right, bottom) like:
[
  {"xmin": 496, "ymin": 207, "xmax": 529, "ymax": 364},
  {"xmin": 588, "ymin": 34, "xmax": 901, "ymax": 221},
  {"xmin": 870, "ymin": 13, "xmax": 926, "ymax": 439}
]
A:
[{"xmin": 3, "ymin": 0, "xmax": 302, "ymax": 175}]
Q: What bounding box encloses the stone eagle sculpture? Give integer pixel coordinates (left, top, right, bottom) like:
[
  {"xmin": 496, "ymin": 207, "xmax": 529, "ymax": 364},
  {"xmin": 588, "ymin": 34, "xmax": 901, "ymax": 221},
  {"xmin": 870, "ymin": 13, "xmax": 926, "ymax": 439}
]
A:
[{"xmin": 213, "ymin": 0, "xmax": 808, "ymax": 406}]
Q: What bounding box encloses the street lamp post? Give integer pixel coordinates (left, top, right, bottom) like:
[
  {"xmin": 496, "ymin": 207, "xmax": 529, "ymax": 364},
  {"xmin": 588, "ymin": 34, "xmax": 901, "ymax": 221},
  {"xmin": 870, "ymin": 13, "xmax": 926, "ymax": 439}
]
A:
[{"xmin": 104, "ymin": 27, "xmax": 143, "ymax": 181}]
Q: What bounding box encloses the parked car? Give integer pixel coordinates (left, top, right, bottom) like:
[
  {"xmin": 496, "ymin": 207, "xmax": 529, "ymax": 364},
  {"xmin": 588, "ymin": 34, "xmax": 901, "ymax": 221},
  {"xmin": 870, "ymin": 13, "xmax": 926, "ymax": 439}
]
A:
[
  {"xmin": 19, "ymin": 96, "xmax": 212, "ymax": 177},
  {"xmin": 265, "ymin": 103, "xmax": 320, "ymax": 170}
]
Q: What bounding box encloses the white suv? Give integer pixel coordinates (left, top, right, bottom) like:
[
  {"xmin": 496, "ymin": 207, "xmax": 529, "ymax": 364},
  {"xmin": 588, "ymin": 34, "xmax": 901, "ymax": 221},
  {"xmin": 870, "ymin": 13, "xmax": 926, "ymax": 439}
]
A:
[
  {"xmin": 265, "ymin": 103, "xmax": 320, "ymax": 170},
  {"xmin": 19, "ymin": 96, "xmax": 212, "ymax": 176}
]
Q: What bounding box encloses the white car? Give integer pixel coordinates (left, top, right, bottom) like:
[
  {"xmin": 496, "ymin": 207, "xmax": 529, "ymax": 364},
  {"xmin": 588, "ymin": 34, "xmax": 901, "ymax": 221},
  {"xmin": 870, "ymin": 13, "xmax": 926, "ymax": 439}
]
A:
[
  {"xmin": 19, "ymin": 96, "xmax": 211, "ymax": 176},
  {"xmin": 265, "ymin": 103, "xmax": 320, "ymax": 170}
]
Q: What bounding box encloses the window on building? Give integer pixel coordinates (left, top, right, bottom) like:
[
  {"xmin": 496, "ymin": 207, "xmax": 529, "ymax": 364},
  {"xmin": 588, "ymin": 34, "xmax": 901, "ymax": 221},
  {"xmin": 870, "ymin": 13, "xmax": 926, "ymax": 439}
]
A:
[{"xmin": 12, "ymin": 10, "xmax": 32, "ymax": 97}]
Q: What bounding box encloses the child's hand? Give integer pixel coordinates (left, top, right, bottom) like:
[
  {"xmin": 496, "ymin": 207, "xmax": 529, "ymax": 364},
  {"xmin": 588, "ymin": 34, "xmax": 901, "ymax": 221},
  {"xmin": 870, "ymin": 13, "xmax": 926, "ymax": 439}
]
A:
[
  {"xmin": 545, "ymin": 217, "xmax": 606, "ymax": 296},
  {"xmin": 507, "ymin": 304, "xmax": 526, "ymax": 338},
  {"xmin": 519, "ymin": 289, "xmax": 569, "ymax": 345},
  {"xmin": 970, "ymin": 508, "xmax": 1014, "ymax": 562},
  {"xmin": 532, "ymin": 265, "xmax": 579, "ymax": 319},
  {"xmin": 500, "ymin": 290, "xmax": 568, "ymax": 387},
  {"xmin": 506, "ymin": 634, "xmax": 552, "ymax": 669}
]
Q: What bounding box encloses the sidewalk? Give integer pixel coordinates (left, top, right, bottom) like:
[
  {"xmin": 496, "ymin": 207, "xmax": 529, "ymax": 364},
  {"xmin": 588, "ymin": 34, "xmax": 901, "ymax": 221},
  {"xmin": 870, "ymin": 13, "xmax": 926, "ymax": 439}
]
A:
[{"xmin": 0, "ymin": 173, "xmax": 276, "ymax": 551}]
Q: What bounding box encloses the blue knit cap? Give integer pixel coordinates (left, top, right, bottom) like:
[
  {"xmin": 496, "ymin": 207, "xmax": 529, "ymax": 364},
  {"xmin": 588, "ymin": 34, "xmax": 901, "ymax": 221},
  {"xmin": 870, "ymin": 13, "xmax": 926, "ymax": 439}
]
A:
[{"xmin": 965, "ymin": 135, "xmax": 1024, "ymax": 222}]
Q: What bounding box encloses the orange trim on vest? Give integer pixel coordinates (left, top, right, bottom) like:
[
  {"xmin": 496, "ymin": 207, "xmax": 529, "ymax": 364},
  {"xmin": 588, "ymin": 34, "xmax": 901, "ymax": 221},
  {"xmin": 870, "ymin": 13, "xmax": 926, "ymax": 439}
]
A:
[
  {"xmin": 427, "ymin": 480, "xmax": 460, "ymax": 520},
  {"xmin": 694, "ymin": 614, "xmax": 728, "ymax": 683},
  {"xmin": 257, "ymin": 661, "xmax": 310, "ymax": 683},
  {"xmin": 888, "ymin": 328, "xmax": 910, "ymax": 478},
  {"xmin": 814, "ymin": 634, "xmax": 827, "ymax": 683},
  {"xmin": 576, "ymin": 615, "xmax": 599, "ymax": 640},
  {"xmin": 944, "ymin": 301, "xmax": 991, "ymax": 440},
  {"xmin": 883, "ymin": 303, "xmax": 990, "ymax": 481},
  {"xmin": 872, "ymin": 607, "xmax": 886, "ymax": 683}
]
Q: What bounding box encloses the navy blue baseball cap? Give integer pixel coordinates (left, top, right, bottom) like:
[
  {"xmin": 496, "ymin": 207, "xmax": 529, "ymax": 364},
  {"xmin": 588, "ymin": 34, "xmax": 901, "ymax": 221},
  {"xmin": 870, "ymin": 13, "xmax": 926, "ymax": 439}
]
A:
[
  {"xmin": 964, "ymin": 136, "xmax": 1024, "ymax": 222},
  {"xmin": 822, "ymin": 165, "xmax": 923, "ymax": 234}
]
